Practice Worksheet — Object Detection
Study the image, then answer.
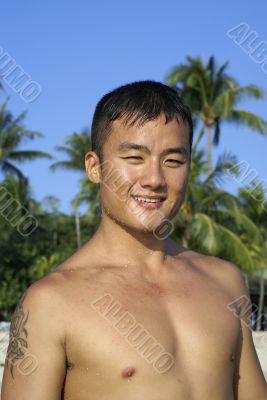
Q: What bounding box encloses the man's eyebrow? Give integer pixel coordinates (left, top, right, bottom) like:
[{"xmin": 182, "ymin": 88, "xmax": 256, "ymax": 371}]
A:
[{"xmin": 117, "ymin": 142, "xmax": 189, "ymax": 156}]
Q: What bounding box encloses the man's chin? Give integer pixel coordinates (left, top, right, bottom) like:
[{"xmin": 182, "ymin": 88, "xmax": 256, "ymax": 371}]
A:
[
  {"xmin": 104, "ymin": 209, "xmax": 173, "ymax": 238},
  {"xmin": 122, "ymin": 218, "xmax": 170, "ymax": 238}
]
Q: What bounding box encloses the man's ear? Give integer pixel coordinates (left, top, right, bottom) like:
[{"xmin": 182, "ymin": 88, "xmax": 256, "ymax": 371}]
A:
[{"xmin": 85, "ymin": 151, "xmax": 101, "ymax": 183}]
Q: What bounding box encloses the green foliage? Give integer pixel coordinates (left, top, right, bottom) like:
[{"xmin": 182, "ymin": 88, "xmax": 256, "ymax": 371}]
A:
[
  {"xmin": 50, "ymin": 128, "xmax": 91, "ymax": 172},
  {"xmin": 171, "ymin": 146, "xmax": 266, "ymax": 272},
  {"xmin": 0, "ymin": 203, "xmax": 97, "ymax": 319},
  {"xmin": 29, "ymin": 254, "xmax": 61, "ymax": 280},
  {"xmin": 0, "ymin": 98, "xmax": 52, "ymax": 179}
]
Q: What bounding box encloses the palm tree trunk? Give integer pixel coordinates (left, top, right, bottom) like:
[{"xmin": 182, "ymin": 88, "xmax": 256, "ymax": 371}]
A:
[
  {"xmin": 53, "ymin": 214, "xmax": 58, "ymax": 249},
  {"xmin": 256, "ymin": 270, "xmax": 265, "ymax": 331},
  {"xmin": 244, "ymin": 272, "xmax": 250, "ymax": 290},
  {"xmin": 182, "ymin": 236, "xmax": 188, "ymax": 248},
  {"xmin": 193, "ymin": 126, "xmax": 205, "ymax": 151},
  {"xmin": 206, "ymin": 126, "xmax": 212, "ymax": 174},
  {"xmin": 53, "ymin": 230, "xmax": 58, "ymax": 249},
  {"xmin": 75, "ymin": 210, "xmax": 81, "ymax": 249}
]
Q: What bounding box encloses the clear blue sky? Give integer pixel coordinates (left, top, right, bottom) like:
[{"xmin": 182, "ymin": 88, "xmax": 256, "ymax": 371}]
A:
[{"xmin": 0, "ymin": 0, "xmax": 266, "ymax": 213}]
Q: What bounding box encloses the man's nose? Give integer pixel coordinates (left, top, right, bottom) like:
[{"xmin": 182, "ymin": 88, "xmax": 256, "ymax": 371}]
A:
[{"xmin": 139, "ymin": 160, "xmax": 166, "ymax": 189}]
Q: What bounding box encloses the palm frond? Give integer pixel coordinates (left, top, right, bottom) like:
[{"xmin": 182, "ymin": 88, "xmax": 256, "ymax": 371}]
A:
[
  {"xmin": 1, "ymin": 160, "xmax": 25, "ymax": 179},
  {"xmin": 191, "ymin": 212, "xmax": 219, "ymax": 254},
  {"xmin": 229, "ymin": 110, "xmax": 266, "ymax": 134},
  {"xmin": 50, "ymin": 160, "xmax": 83, "ymax": 172},
  {"xmin": 51, "ymin": 129, "xmax": 91, "ymax": 172},
  {"xmin": 8, "ymin": 150, "xmax": 52, "ymax": 162}
]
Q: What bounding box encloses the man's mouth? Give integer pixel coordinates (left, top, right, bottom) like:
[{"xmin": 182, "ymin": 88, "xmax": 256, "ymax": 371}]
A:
[{"xmin": 130, "ymin": 195, "xmax": 166, "ymax": 209}]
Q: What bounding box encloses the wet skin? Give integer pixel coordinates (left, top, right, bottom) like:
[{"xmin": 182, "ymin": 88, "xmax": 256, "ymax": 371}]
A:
[
  {"xmin": 2, "ymin": 115, "xmax": 267, "ymax": 400},
  {"xmin": 4, "ymin": 243, "xmax": 265, "ymax": 400},
  {"xmin": 56, "ymin": 247, "xmax": 241, "ymax": 400}
]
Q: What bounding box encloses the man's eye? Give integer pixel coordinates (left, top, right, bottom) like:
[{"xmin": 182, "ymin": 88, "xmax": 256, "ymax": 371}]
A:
[
  {"xmin": 123, "ymin": 156, "xmax": 142, "ymax": 160},
  {"xmin": 166, "ymin": 160, "xmax": 182, "ymax": 164}
]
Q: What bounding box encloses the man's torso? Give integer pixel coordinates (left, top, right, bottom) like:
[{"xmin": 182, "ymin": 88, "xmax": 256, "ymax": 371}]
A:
[{"xmin": 51, "ymin": 248, "xmax": 241, "ymax": 400}]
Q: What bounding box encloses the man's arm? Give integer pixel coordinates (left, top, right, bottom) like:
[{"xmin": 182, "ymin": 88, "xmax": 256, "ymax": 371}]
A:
[
  {"xmin": 1, "ymin": 277, "xmax": 67, "ymax": 400},
  {"xmin": 227, "ymin": 264, "xmax": 267, "ymax": 400}
]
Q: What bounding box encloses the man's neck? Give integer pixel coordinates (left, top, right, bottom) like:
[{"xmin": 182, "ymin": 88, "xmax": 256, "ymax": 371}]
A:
[{"xmin": 88, "ymin": 215, "xmax": 181, "ymax": 273}]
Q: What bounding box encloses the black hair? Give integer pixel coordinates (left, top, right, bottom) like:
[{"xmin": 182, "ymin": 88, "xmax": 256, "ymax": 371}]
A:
[{"xmin": 91, "ymin": 80, "xmax": 193, "ymax": 162}]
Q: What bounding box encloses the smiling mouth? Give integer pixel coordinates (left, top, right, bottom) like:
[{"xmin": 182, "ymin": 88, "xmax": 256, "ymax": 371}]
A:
[
  {"xmin": 130, "ymin": 195, "xmax": 165, "ymax": 203},
  {"xmin": 130, "ymin": 195, "xmax": 165, "ymax": 209}
]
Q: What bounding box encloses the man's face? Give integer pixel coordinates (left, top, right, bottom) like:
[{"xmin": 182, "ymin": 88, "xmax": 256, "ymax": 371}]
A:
[{"xmin": 98, "ymin": 114, "xmax": 190, "ymax": 236}]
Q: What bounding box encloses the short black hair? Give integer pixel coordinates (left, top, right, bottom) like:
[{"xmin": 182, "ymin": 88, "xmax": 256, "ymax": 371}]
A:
[{"xmin": 91, "ymin": 80, "xmax": 193, "ymax": 162}]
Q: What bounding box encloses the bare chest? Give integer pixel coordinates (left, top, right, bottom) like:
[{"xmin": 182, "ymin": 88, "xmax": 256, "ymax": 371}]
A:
[{"xmin": 64, "ymin": 269, "xmax": 240, "ymax": 383}]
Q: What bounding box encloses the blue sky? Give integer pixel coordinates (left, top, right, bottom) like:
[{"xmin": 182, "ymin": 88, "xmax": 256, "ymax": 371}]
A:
[{"xmin": 0, "ymin": 0, "xmax": 266, "ymax": 213}]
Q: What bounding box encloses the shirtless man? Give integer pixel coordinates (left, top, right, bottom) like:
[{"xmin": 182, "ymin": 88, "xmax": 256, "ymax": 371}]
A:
[{"xmin": 1, "ymin": 81, "xmax": 267, "ymax": 400}]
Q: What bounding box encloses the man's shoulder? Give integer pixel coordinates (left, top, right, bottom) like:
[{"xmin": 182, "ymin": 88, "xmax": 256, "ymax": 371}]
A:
[
  {"xmin": 178, "ymin": 247, "xmax": 231, "ymax": 267},
  {"xmin": 8, "ymin": 271, "xmax": 70, "ymax": 350},
  {"xmin": 19, "ymin": 270, "xmax": 70, "ymax": 316},
  {"xmin": 25, "ymin": 253, "xmax": 102, "ymax": 303},
  {"xmin": 22, "ymin": 272, "xmax": 62, "ymax": 305},
  {"xmin": 178, "ymin": 248, "xmax": 246, "ymax": 295}
]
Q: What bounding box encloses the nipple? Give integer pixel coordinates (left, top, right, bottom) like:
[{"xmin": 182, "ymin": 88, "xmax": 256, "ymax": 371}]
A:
[
  {"xmin": 67, "ymin": 361, "xmax": 74, "ymax": 370},
  {"xmin": 230, "ymin": 354, "xmax": 235, "ymax": 362},
  {"xmin": 121, "ymin": 366, "xmax": 136, "ymax": 378}
]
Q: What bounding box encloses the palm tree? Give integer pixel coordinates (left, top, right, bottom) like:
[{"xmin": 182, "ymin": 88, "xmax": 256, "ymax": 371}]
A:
[
  {"xmin": 0, "ymin": 98, "xmax": 52, "ymax": 179},
  {"xmin": 167, "ymin": 56, "xmax": 266, "ymax": 173},
  {"xmin": 51, "ymin": 128, "xmax": 99, "ymax": 247},
  {"xmin": 1, "ymin": 175, "xmax": 32, "ymax": 208},
  {"xmin": 172, "ymin": 142, "xmax": 263, "ymax": 272},
  {"xmin": 0, "ymin": 175, "xmax": 33, "ymax": 238},
  {"xmin": 50, "ymin": 128, "xmax": 92, "ymax": 172},
  {"xmin": 72, "ymin": 176, "xmax": 101, "ymax": 237}
]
